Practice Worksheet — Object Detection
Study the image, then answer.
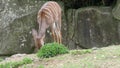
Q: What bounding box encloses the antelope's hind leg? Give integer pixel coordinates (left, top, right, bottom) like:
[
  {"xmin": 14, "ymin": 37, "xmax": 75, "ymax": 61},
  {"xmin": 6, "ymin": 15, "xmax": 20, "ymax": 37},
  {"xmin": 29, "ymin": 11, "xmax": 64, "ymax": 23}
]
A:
[
  {"xmin": 57, "ymin": 30, "xmax": 61, "ymax": 44},
  {"xmin": 59, "ymin": 31, "xmax": 62, "ymax": 44},
  {"xmin": 51, "ymin": 26, "xmax": 57, "ymax": 42}
]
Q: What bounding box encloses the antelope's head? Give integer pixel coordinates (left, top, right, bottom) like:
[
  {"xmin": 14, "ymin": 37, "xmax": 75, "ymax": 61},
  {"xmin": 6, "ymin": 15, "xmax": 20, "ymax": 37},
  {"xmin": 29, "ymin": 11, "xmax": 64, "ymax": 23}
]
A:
[
  {"xmin": 36, "ymin": 36, "xmax": 44, "ymax": 48},
  {"xmin": 32, "ymin": 29, "xmax": 44, "ymax": 50}
]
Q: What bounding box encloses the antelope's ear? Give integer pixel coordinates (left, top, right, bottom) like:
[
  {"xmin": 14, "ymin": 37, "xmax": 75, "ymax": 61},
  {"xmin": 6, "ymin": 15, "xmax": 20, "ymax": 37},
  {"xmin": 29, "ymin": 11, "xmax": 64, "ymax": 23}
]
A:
[
  {"xmin": 32, "ymin": 29, "xmax": 38, "ymax": 38},
  {"xmin": 41, "ymin": 39, "xmax": 44, "ymax": 46}
]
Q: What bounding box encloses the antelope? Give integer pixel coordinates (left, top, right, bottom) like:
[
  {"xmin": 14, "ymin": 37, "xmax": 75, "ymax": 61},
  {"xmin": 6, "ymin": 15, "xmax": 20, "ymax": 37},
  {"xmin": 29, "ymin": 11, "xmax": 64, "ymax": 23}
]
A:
[{"xmin": 32, "ymin": 1, "xmax": 62, "ymax": 51}]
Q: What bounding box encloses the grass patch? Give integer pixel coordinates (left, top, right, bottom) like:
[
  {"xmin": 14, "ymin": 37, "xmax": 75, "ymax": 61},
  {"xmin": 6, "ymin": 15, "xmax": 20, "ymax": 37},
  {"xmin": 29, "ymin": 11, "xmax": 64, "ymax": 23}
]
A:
[
  {"xmin": 63, "ymin": 61, "xmax": 95, "ymax": 68},
  {"xmin": 39, "ymin": 65, "xmax": 44, "ymax": 68},
  {"xmin": 37, "ymin": 42, "xmax": 69, "ymax": 58},
  {"xmin": 0, "ymin": 57, "xmax": 32, "ymax": 68},
  {"xmin": 0, "ymin": 58, "xmax": 3, "ymax": 62},
  {"xmin": 22, "ymin": 57, "xmax": 33, "ymax": 64},
  {"xmin": 70, "ymin": 49, "xmax": 93, "ymax": 55}
]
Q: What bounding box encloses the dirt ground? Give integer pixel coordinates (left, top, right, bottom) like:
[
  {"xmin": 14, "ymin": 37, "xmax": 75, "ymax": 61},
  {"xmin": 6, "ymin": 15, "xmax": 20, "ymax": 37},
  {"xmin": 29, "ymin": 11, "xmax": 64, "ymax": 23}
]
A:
[{"xmin": 1, "ymin": 45, "xmax": 120, "ymax": 68}]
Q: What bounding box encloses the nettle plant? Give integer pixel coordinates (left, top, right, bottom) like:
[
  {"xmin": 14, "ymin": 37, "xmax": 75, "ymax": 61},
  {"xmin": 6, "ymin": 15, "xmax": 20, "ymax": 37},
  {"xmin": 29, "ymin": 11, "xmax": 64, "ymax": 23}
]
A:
[{"xmin": 37, "ymin": 42, "xmax": 69, "ymax": 58}]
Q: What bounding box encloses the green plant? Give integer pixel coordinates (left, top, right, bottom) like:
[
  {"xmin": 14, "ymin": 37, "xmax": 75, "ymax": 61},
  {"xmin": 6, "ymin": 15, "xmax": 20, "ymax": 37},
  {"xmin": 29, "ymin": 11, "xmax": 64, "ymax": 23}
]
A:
[
  {"xmin": 39, "ymin": 65, "xmax": 44, "ymax": 68},
  {"xmin": 37, "ymin": 42, "xmax": 69, "ymax": 58},
  {"xmin": 0, "ymin": 57, "xmax": 32, "ymax": 68},
  {"xmin": 0, "ymin": 58, "xmax": 3, "ymax": 62},
  {"xmin": 22, "ymin": 57, "xmax": 33, "ymax": 64},
  {"xmin": 70, "ymin": 49, "xmax": 93, "ymax": 55}
]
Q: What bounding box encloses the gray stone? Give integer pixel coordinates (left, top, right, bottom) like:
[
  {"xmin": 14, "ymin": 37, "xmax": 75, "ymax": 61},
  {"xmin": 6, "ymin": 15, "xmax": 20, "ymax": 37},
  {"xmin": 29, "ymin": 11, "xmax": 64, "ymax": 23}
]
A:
[
  {"xmin": 112, "ymin": 0, "xmax": 120, "ymax": 20},
  {"xmin": 0, "ymin": 0, "xmax": 46, "ymax": 55},
  {"xmin": 66, "ymin": 7, "xmax": 120, "ymax": 49}
]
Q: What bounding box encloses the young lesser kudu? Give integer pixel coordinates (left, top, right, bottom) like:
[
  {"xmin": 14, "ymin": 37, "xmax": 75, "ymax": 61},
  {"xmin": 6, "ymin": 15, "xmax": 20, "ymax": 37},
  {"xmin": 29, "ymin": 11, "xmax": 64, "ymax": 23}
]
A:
[{"xmin": 32, "ymin": 1, "xmax": 62, "ymax": 51}]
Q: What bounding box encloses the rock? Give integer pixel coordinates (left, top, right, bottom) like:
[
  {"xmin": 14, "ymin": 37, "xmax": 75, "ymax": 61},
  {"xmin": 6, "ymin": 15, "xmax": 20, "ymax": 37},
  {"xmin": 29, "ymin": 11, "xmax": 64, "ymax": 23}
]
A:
[
  {"xmin": 112, "ymin": 0, "xmax": 120, "ymax": 40},
  {"xmin": 66, "ymin": 7, "xmax": 120, "ymax": 49},
  {"xmin": 5, "ymin": 54, "xmax": 27, "ymax": 61},
  {"xmin": 112, "ymin": 0, "xmax": 120, "ymax": 20},
  {"xmin": 65, "ymin": 9, "xmax": 76, "ymax": 49},
  {"xmin": 0, "ymin": 0, "xmax": 46, "ymax": 55}
]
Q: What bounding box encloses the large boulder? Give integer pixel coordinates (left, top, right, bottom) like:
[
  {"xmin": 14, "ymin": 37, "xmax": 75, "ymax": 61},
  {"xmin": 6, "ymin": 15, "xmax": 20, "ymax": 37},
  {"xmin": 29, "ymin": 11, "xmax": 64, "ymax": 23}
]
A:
[
  {"xmin": 112, "ymin": 0, "xmax": 120, "ymax": 20},
  {"xmin": 66, "ymin": 7, "xmax": 120, "ymax": 49},
  {"xmin": 112, "ymin": 0, "xmax": 120, "ymax": 40},
  {"xmin": 0, "ymin": 0, "xmax": 46, "ymax": 55}
]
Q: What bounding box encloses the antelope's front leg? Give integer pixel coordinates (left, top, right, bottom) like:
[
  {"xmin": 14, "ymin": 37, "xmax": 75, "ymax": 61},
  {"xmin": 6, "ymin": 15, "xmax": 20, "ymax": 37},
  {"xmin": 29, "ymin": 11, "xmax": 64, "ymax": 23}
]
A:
[
  {"xmin": 51, "ymin": 27, "xmax": 56, "ymax": 42},
  {"xmin": 54, "ymin": 28, "xmax": 60, "ymax": 43}
]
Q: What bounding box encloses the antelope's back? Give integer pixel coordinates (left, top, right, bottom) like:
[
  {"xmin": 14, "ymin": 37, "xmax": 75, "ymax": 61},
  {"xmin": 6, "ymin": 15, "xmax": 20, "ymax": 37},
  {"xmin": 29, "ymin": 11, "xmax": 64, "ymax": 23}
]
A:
[{"xmin": 37, "ymin": 1, "xmax": 61, "ymax": 23}]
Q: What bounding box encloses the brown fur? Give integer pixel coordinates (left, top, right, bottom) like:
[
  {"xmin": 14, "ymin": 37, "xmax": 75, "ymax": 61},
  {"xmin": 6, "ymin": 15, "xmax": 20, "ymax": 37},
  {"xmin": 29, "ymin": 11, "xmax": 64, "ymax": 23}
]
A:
[{"xmin": 32, "ymin": 1, "xmax": 62, "ymax": 51}]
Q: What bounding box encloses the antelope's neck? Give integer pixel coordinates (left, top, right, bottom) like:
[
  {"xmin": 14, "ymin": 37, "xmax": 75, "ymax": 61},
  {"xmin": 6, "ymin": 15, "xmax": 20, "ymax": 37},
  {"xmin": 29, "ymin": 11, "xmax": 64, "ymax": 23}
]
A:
[{"xmin": 38, "ymin": 19, "xmax": 47, "ymax": 39}]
